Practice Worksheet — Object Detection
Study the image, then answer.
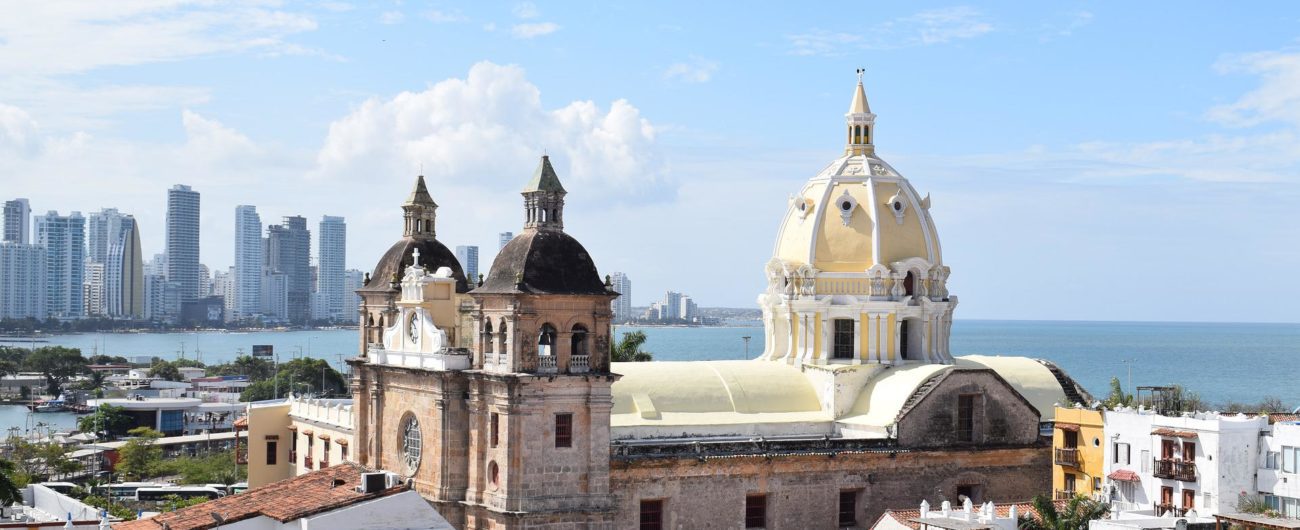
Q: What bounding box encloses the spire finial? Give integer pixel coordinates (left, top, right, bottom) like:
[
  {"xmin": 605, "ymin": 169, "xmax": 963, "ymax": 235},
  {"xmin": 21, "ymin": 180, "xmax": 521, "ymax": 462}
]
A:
[{"xmin": 857, "ymin": 67, "xmax": 864, "ymax": 83}]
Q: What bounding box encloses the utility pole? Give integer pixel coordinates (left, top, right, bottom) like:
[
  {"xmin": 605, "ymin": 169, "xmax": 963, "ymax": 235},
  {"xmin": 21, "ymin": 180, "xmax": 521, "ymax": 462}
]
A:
[{"xmin": 742, "ymin": 336, "xmax": 752, "ymax": 359}]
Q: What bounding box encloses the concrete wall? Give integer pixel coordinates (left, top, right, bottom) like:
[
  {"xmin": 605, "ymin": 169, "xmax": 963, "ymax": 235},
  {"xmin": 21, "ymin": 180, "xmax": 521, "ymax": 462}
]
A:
[
  {"xmin": 895, "ymin": 369, "xmax": 1041, "ymax": 448},
  {"xmin": 609, "ymin": 445, "xmax": 1050, "ymax": 529},
  {"xmin": 246, "ymin": 401, "xmax": 291, "ymax": 488}
]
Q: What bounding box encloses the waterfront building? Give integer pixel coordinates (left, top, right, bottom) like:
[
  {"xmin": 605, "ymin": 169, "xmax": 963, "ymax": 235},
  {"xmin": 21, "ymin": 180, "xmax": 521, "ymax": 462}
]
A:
[
  {"xmin": 166, "ymin": 184, "xmax": 202, "ymax": 304},
  {"xmin": 34, "ymin": 210, "xmax": 85, "ymax": 319},
  {"xmin": 1102, "ymin": 406, "xmax": 1266, "ymax": 517},
  {"xmin": 104, "ymin": 215, "xmax": 144, "ymax": 318},
  {"xmin": 2, "ymin": 198, "xmax": 31, "ymax": 244},
  {"xmin": 86, "ymin": 207, "xmax": 125, "ymax": 265},
  {"xmin": 144, "ymin": 274, "xmax": 181, "ymax": 324},
  {"xmin": 83, "ymin": 261, "xmax": 104, "ymax": 316},
  {"xmin": 455, "ymin": 244, "xmax": 479, "ymax": 283},
  {"xmin": 212, "ymin": 267, "xmax": 234, "ymax": 319},
  {"xmin": 0, "ymin": 241, "xmax": 45, "ymax": 319},
  {"xmin": 1052, "ymin": 406, "xmax": 1107, "ymax": 501},
  {"xmin": 234, "ymin": 205, "xmax": 263, "ymax": 321},
  {"xmin": 246, "ymin": 395, "xmax": 356, "ymax": 487},
  {"xmin": 498, "ymin": 231, "xmax": 512, "ymax": 251},
  {"xmin": 260, "ymin": 269, "xmax": 290, "ymax": 322},
  {"xmin": 1258, "ymin": 419, "xmax": 1300, "ymax": 518},
  {"xmin": 266, "ymin": 216, "xmax": 312, "ymax": 324},
  {"xmin": 317, "ymin": 215, "xmax": 347, "ymax": 323},
  {"xmin": 610, "ymin": 271, "xmax": 632, "ymax": 320},
  {"xmin": 344, "ymin": 268, "xmax": 364, "ymax": 314}
]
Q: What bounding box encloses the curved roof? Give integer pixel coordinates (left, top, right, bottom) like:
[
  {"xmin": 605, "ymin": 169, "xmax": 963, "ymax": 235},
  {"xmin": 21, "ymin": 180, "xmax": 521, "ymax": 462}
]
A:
[
  {"xmin": 610, "ymin": 355, "xmax": 1073, "ymax": 439},
  {"xmin": 474, "ymin": 229, "xmax": 609, "ymax": 295},
  {"xmin": 360, "ymin": 237, "xmax": 469, "ymax": 293}
]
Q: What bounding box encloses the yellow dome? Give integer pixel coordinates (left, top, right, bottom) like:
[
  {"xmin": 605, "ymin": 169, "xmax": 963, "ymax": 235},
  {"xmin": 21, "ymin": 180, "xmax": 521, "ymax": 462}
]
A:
[{"xmin": 772, "ymin": 154, "xmax": 941, "ymax": 273}]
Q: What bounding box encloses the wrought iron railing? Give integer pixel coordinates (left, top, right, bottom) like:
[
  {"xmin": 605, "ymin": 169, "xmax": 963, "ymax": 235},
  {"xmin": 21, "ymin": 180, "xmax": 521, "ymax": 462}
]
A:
[{"xmin": 1153, "ymin": 459, "xmax": 1196, "ymax": 481}]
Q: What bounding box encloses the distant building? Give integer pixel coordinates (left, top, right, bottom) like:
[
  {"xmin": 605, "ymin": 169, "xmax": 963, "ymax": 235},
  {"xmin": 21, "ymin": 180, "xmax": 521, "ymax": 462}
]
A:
[
  {"xmin": 266, "ymin": 216, "xmax": 311, "ymax": 324},
  {"xmin": 498, "ymin": 231, "xmax": 513, "ymax": 250},
  {"xmin": 2, "ymin": 198, "xmax": 30, "ymax": 244},
  {"xmin": 344, "ymin": 269, "xmax": 364, "ymax": 314},
  {"xmin": 166, "ymin": 184, "xmax": 202, "ymax": 303},
  {"xmin": 317, "ymin": 215, "xmax": 347, "ymax": 322},
  {"xmin": 144, "ymin": 275, "xmax": 182, "ymax": 324},
  {"xmin": 180, "ymin": 295, "xmax": 226, "ymax": 326},
  {"xmin": 0, "ymin": 242, "xmax": 45, "ymax": 319},
  {"xmin": 260, "ymin": 269, "xmax": 289, "ymax": 322},
  {"xmin": 83, "ymin": 261, "xmax": 104, "ymax": 317},
  {"xmin": 234, "ymin": 205, "xmax": 263, "ymax": 321},
  {"xmin": 246, "ymin": 395, "xmax": 356, "ymax": 487},
  {"xmin": 34, "ymin": 210, "xmax": 85, "ymax": 319},
  {"xmin": 104, "ymin": 215, "xmax": 144, "ymax": 319},
  {"xmin": 610, "ymin": 272, "xmax": 632, "ymax": 320},
  {"xmin": 212, "ymin": 267, "xmax": 234, "ymax": 320},
  {"xmin": 455, "ymin": 245, "xmax": 479, "ymax": 283}
]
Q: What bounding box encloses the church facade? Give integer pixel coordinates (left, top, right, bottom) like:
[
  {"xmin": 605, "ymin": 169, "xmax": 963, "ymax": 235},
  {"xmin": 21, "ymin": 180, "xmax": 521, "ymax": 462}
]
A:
[{"xmin": 348, "ymin": 78, "xmax": 1091, "ymax": 529}]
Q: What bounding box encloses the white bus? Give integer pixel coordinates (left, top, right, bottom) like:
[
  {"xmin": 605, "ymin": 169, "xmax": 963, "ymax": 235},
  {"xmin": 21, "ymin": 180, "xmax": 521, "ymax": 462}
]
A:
[
  {"xmin": 134, "ymin": 486, "xmax": 224, "ymax": 502},
  {"xmin": 97, "ymin": 482, "xmax": 169, "ymax": 499}
]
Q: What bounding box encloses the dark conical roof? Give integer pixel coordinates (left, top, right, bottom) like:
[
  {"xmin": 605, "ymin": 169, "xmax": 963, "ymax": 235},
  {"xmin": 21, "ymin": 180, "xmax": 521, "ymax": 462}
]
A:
[
  {"xmin": 523, "ymin": 156, "xmax": 566, "ymax": 193},
  {"xmin": 406, "ymin": 175, "xmax": 437, "ymax": 207},
  {"xmin": 473, "ymin": 229, "xmax": 608, "ymax": 295},
  {"xmin": 359, "ymin": 237, "xmax": 468, "ymax": 293}
]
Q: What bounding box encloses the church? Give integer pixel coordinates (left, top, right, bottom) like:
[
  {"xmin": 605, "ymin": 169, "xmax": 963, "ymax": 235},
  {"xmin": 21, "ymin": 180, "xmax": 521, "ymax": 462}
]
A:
[{"xmin": 346, "ymin": 77, "xmax": 1091, "ymax": 529}]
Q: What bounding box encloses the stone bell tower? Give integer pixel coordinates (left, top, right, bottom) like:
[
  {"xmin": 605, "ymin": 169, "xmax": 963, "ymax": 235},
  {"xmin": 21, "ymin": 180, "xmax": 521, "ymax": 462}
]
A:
[{"xmin": 463, "ymin": 155, "xmax": 620, "ymax": 529}]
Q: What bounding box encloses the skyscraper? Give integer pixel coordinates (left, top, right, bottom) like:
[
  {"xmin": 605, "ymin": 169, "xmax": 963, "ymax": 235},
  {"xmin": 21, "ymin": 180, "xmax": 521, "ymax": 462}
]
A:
[
  {"xmin": 610, "ymin": 272, "xmax": 632, "ymax": 321},
  {"xmin": 34, "ymin": 211, "xmax": 85, "ymax": 319},
  {"xmin": 0, "ymin": 242, "xmax": 45, "ymax": 319},
  {"xmin": 166, "ymin": 184, "xmax": 201, "ymax": 304},
  {"xmin": 498, "ymin": 232, "xmax": 513, "ymax": 250},
  {"xmin": 83, "ymin": 263, "xmax": 105, "ymax": 317},
  {"xmin": 234, "ymin": 205, "xmax": 262, "ymax": 321},
  {"xmin": 455, "ymin": 245, "xmax": 479, "ymax": 283},
  {"xmin": 87, "ymin": 208, "xmax": 125, "ymax": 266},
  {"xmin": 344, "ymin": 269, "xmax": 364, "ymax": 315},
  {"xmin": 317, "ymin": 216, "xmax": 346, "ymax": 323},
  {"xmin": 105, "ymin": 216, "xmax": 144, "ymax": 319},
  {"xmin": 266, "ymin": 216, "xmax": 311, "ymax": 324},
  {"xmin": 3, "ymin": 199, "xmax": 31, "ymax": 244}
]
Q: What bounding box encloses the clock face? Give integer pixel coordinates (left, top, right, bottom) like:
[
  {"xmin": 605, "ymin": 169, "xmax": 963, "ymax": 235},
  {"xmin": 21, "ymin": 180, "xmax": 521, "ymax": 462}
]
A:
[{"xmin": 409, "ymin": 316, "xmax": 420, "ymax": 342}]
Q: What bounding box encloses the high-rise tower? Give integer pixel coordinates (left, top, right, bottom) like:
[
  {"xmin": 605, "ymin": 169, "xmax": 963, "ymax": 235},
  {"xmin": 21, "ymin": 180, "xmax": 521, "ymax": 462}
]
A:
[
  {"xmin": 234, "ymin": 205, "xmax": 263, "ymax": 321},
  {"xmin": 104, "ymin": 216, "xmax": 144, "ymax": 319},
  {"xmin": 166, "ymin": 184, "xmax": 201, "ymax": 304},
  {"xmin": 2, "ymin": 199, "xmax": 30, "ymax": 244},
  {"xmin": 266, "ymin": 216, "xmax": 311, "ymax": 325},
  {"xmin": 34, "ymin": 211, "xmax": 86, "ymax": 319},
  {"xmin": 317, "ymin": 215, "xmax": 347, "ymax": 322}
]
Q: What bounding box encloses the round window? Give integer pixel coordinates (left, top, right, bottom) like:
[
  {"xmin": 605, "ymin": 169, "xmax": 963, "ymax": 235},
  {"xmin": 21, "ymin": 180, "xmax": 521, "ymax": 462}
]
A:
[
  {"xmin": 797, "ymin": 201, "xmax": 806, "ymax": 211},
  {"xmin": 488, "ymin": 461, "xmax": 500, "ymax": 490},
  {"xmin": 841, "ymin": 201, "xmax": 852, "ymax": 211},
  {"xmin": 892, "ymin": 201, "xmax": 902, "ymax": 212},
  {"xmin": 401, "ymin": 414, "xmax": 422, "ymax": 473},
  {"xmin": 1093, "ymin": 437, "xmax": 1101, "ymax": 447}
]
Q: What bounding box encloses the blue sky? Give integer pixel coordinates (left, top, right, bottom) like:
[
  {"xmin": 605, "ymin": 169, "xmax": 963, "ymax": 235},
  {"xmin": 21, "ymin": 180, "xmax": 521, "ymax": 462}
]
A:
[{"xmin": 1, "ymin": 2, "xmax": 1298, "ymax": 322}]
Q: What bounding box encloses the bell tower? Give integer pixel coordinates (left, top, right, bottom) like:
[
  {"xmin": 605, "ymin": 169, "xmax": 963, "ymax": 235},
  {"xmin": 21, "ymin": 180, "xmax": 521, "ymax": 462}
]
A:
[
  {"xmin": 846, "ymin": 68, "xmax": 877, "ymax": 156},
  {"xmin": 462, "ymin": 155, "xmax": 619, "ymax": 528}
]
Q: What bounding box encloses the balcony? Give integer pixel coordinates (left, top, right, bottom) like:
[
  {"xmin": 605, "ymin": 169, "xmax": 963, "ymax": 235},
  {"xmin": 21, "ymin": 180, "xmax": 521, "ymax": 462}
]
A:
[
  {"xmin": 1055, "ymin": 447, "xmax": 1080, "ymax": 467},
  {"xmin": 304, "ymin": 456, "xmax": 314, "ymax": 469},
  {"xmin": 1154, "ymin": 504, "xmax": 1188, "ymax": 517},
  {"xmin": 538, "ymin": 355, "xmax": 558, "ymax": 374},
  {"xmin": 1054, "ymin": 490, "xmax": 1078, "ymax": 501},
  {"xmin": 569, "ymin": 355, "xmax": 590, "ymax": 374},
  {"xmin": 1153, "ymin": 459, "xmax": 1196, "ymax": 482}
]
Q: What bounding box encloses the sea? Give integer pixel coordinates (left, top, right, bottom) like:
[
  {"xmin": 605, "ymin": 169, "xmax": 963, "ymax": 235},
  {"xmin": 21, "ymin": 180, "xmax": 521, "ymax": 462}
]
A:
[{"xmin": 3, "ymin": 320, "xmax": 1297, "ymax": 434}]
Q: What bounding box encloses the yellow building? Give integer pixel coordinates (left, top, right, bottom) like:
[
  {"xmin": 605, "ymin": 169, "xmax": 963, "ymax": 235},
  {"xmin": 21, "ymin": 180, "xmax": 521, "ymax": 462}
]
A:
[
  {"xmin": 245, "ymin": 395, "xmax": 355, "ymax": 488},
  {"xmin": 1052, "ymin": 406, "xmax": 1106, "ymax": 501}
]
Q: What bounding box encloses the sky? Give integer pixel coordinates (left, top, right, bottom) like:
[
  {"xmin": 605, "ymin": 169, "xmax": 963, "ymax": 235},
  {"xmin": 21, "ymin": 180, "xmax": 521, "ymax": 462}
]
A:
[{"xmin": 1, "ymin": 1, "xmax": 1299, "ymax": 323}]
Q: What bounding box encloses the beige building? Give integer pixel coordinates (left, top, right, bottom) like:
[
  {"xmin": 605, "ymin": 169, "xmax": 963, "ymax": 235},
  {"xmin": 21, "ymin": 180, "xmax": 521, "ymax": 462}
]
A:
[
  {"xmin": 245, "ymin": 395, "xmax": 355, "ymax": 487},
  {"xmin": 347, "ymin": 77, "xmax": 1091, "ymax": 529}
]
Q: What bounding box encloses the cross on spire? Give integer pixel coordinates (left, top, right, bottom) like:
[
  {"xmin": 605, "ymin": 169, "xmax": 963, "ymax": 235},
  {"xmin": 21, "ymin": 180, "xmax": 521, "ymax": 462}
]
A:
[{"xmin": 412, "ymin": 248, "xmax": 422, "ymax": 266}]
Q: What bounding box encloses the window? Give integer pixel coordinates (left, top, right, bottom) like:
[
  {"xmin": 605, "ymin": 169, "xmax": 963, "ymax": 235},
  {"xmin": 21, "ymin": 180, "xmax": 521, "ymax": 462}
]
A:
[
  {"xmin": 340, "ymin": 443, "xmax": 348, "ymax": 462},
  {"xmin": 1182, "ymin": 441, "xmax": 1196, "ymax": 462},
  {"xmin": 401, "ymin": 414, "xmax": 422, "ymax": 473},
  {"xmin": 956, "ymin": 485, "xmax": 978, "ymax": 503},
  {"xmin": 1182, "ymin": 489, "xmax": 1195, "ymax": 510},
  {"xmin": 1161, "ymin": 439, "xmax": 1176, "ymax": 460},
  {"xmin": 306, "ymin": 436, "xmax": 314, "ymax": 465},
  {"xmin": 1064, "ymin": 474, "xmax": 1077, "ymax": 494},
  {"xmin": 571, "ymin": 324, "xmax": 589, "ymax": 357},
  {"xmin": 957, "ymin": 394, "xmax": 977, "ymax": 442},
  {"xmin": 1141, "ymin": 450, "xmax": 1150, "ymax": 472},
  {"xmin": 265, "ymin": 440, "xmax": 277, "ymax": 466},
  {"xmin": 538, "ymin": 324, "xmax": 557, "ymax": 356},
  {"xmin": 1267, "ymin": 451, "xmax": 1280, "ymax": 470},
  {"xmin": 483, "ymin": 320, "xmax": 494, "ymax": 354},
  {"xmin": 555, "ymin": 413, "xmax": 573, "ymax": 448},
  {"xmin": 1093, "ymin": 477, "xmax": 1102, "ymax": 492},
  {"xmin": 832, "ymin": 319, "xmax": 854, "ymax": 360},
  {"xmin": 490, "ymin": 413, "xmax": 500, "ymax": 448},
  {"xmin": 498, "ymin": 319, "xmax": 509, "ymax": 354},
  {"xmin": 289, "ymin": 432, "xmax": 297, "ymax": 463},
  {"xmin": 1114, "ymin": 442, "xmax": 1131, "ymax": 465},
  {"xmin": 640, "ymin": 499, "xmax": 664, "ymax": 530},
  {"xmin": 838, "ymin": 490, "xmax": 858, "ymax": 527},
  {"xmin": 745, "ymin": 494, "xmax": 766, "ymax": 528},
  {"xmin": 1284, "ymin": 446, "xmax": 1295, "ymax": 473},
  {"xmin": 1063, "ymin": 430, "xmax": 1078, "ymax": 448}
]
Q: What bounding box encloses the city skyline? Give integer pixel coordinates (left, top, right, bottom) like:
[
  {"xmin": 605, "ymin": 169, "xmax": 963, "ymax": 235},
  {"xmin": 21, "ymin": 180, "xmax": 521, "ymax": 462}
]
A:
[{"xmin": 1, "ymin": 4, "xmax": 1298, "ymax": 321}]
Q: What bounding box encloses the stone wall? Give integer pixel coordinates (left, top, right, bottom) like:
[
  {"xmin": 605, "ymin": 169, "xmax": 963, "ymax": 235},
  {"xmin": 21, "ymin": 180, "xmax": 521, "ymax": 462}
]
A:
[
  {"xmin": 609, "ymin": 445, "xmax": 1050, "ymax": 529},
  {"xmin": 896, "ymin": 369, "xmax": 1042, "ymax": 448}
]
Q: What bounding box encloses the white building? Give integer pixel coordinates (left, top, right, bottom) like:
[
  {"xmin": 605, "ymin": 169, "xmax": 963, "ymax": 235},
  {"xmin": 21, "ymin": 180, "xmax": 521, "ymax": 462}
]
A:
[
  {"xmin": 1103, "ymin": 407, "xmax": 1267, "ymax": 517},
  {"xmin": 344, "ymin": 269, "xmax": 364, "ymax": 314},
  {"xmin": 212, "ymin": 267, "xmax": 234, "ymax": 320},
  {"xmin": 3, "ymin": 198, "xmax": 31, "ymax": 244},
  {"xmin": 1257, "ymin": 419, "xmax": 1300, "ymax": 517},
  {"xmin": 34, "ymin": 210, "xmax": 86, "ymax": 319},
  {"xmin": 83, "ymin": 261, "xmax": 105, "ymax": 316},
  {"xmin": 610, "ymin": 271, "xmax": 632, "ymax": 320},
  {"xmin": 234, "ymin": 205, "xmax": 263, "ymax": 321},
  {"xmin": 0, "ymin": 241, "xmax": 46, "ymax": 319},
  {"xmin": 317, "ymin": 215, "xmax": 347, "ymax": 322},
  {"xmin": 166, "ymin": 184, "xmax": 202, "ymax": 303}
]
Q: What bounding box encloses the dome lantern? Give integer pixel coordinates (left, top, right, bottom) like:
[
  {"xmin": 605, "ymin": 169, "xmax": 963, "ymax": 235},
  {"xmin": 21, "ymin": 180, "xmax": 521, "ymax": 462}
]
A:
[
  {"xmin": 846, "ymin": 68, "xmax": 877, "ymax": 156},
  {"xmin": 522, "ymin": 155, "xmax": 566, "ymax": 231}
]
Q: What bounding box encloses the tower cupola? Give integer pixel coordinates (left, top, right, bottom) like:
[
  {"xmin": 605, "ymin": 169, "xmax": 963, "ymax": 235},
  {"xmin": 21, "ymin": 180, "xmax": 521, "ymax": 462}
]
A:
[
  {"xmin": 846, "ymin": 68, "xmax": 877, "ymax": 156},
  {"xmin": 522, "ymin": 155, "xmax": 566, "ymax": 230},
  {"xmin": 403, "ymin": 175, "xmax": 438, "ymax": 239}
]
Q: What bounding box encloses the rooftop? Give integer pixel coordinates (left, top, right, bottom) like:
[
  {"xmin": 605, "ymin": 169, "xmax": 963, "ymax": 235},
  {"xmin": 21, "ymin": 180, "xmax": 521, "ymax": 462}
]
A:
[{"xmin": 115, "ymin": 463, "xmax": 403, "ymax": 530}]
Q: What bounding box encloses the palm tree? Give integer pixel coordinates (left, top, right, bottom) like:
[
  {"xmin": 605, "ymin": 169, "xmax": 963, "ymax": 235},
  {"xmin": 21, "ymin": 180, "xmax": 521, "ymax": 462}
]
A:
[
  {"xmin": 0, "ymin": 459, "xmax": 23, "ymax": 505},
  {"xmin": 612, "ymin": 331, "xmax": 653, "ymax": 362},
  {"xmin": 1019, "ymin": 494, "xmax": 1109, "ymax": 530}
]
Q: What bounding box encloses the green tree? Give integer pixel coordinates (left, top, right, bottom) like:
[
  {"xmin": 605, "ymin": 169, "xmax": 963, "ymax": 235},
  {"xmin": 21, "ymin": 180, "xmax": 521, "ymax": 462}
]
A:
[
  {"xmin": 77, "ymin": 404, "xmax": 133, "ymax": 439},
  {"xmin": 116, "ymin": 427, "xmax": 163, "ymax": 480},
  {"xmin": 1102, "ymin": 377, "xmax": 1132, "ymax": 408},
  {"xmin": 1019, "ymin": 493, "xmax": 1109, "ymax": 530},
  {"xmin": 0, "ymin": 347, "xmax": 26, "ymax": 378},
  {"xmin": 612, "ymin": 331, "xmax": 654, "ymax": 362},
  {"xmin": 86, "ymin": 354, "xmax": 129, "ymax": 365},
  {"xmin": 4, "ymin": 438, "xmax": 79, "ymax": 481},
  {"xmin": 83, "ymin": 495, "xmax": 137, "ymax": 521},
  {"xmin": 240, "ymin": 357, "xmax": 345, "ymax": 401},
  {"xmin": 0, "ymin": 459, "xmax": 22, "ymax": 505},
  {"xmin": 23, "ymin": 346, "xmax": 87, "ymax": 396},
  {"xmin": 148, "ymin": 362, "xmax": 183, "ymax": 381},
  {"xmin": 209, "ymin": 355, "xmax": 275, "ymax": 381}
]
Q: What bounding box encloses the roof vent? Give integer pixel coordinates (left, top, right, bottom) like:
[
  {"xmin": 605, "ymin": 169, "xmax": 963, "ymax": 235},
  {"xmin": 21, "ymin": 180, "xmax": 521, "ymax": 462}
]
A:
[{"xmin": 360, "ymin": 473, "xmax": 387, "ymax": 494}]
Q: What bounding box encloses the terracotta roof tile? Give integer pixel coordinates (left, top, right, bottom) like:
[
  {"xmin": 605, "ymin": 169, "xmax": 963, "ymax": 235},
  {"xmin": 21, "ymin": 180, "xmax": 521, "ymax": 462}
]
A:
[{"xmin": 114, "ymin": 463, "xmax": 404, "ymax": 530}]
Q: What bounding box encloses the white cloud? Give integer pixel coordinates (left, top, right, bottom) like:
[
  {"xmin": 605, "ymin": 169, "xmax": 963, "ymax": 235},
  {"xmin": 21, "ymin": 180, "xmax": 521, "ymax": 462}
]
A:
[
  {"xmin": 786, "ymin": 6, "xmax": 992, "ymax": 56},
  {"xmin": 1038, "ymin": 11, "xmax": 1094, "ymax": 42},
  {"xmin": 424, "ymin": 10, "xmax": 467, "ymax": 23},
  {"xmin": 663, "ymin": 56, "xmax": 719, "ymax": 84},
  {"xmin": 511, "ymin": 22, "xmax": 560, "ymax": 39},
  {"xmin": 1208, "ymin": 51, "xmax": 1300, "ymax": 128},
  {"xmin": 0, "ymin": 103, "xmax": 42, "ymax": 156},
  {"xmin": 314, "ymin": 61, "xmax": 666, "ymax": 201},
  {"xmin": 512, "ymin": 2, "xmax": 540, "ymax": 19},
  {"xmin": 379, "ymin": 11, "xmax": 405, "ymax": 25}
]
